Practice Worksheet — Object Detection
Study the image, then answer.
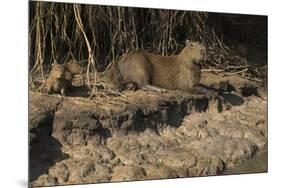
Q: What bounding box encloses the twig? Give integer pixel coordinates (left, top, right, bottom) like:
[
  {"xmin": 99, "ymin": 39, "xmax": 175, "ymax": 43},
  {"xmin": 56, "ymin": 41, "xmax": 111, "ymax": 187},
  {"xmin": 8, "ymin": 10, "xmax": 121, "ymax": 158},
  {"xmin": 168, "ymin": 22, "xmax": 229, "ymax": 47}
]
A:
[
  {"xmin": 241, "ymin": 76, "xmax": 264, "ymax": 83},
  {"xmin": 73, "ymin": 4, "xmax": 97, "ymax": 88},
  {"xmin": 201, "ymin": 69, "xmax": 225, "ymax": 72},
  {"xmin": 223, "ymin": 68, "xmax": 248, "ymax": 76}
]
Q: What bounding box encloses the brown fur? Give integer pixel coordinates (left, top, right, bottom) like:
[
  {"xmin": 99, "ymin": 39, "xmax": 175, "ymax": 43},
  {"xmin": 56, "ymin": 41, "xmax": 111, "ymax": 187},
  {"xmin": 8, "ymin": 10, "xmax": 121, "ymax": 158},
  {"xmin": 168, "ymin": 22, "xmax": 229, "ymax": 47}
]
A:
[
  {"xmin": 46, "ymin": 64, "xmax": 67, "ymax": 96},
  {"xmin": 105, "ymin": 41, "xmax": 207, "ymax": 93},
  {"xmin": 46, "ymin": 60, "xmax": 83, "ymax": 95},
  {"xmin": 64, "ymin": 60, "xmax": 83, "ymax": 81},
  {"xmin": 64, "ymin": 60, "xmax": 83, "ymax": 90}
]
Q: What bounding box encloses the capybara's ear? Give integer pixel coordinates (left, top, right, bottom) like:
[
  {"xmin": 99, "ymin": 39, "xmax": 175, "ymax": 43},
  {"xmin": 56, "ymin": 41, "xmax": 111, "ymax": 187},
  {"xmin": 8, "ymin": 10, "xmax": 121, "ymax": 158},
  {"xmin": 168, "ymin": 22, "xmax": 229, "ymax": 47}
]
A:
[
  {"xmin": 185, "ymin": 39, "xmax": 190, "ymax": 46},
  {"xmin": 51, "ymin": 63, "xmax": 55, "ymax": 67}
]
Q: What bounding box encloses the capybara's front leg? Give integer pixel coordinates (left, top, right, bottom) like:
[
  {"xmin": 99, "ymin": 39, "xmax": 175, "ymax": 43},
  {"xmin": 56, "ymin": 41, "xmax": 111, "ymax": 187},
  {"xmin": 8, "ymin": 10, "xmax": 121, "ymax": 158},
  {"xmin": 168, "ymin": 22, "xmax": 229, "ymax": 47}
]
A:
[
  {"xmin": 191, "ymin": 85, "xmax": 218, "ymax": 98},
  {"xmin": 142, "ymin": 85, "xmax": 168, "ymax": 93},
  {"xmin": 61, "ymin": 87, "xmax": 66, "ymax": 96}
]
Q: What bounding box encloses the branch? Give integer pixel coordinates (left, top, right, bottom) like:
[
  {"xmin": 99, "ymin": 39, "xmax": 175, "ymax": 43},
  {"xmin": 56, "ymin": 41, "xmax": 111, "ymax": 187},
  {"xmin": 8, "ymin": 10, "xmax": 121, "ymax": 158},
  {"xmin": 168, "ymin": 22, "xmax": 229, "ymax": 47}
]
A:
[{"xmin": 73, "ymin": 4, "xmax": 97, "ymax": 88}]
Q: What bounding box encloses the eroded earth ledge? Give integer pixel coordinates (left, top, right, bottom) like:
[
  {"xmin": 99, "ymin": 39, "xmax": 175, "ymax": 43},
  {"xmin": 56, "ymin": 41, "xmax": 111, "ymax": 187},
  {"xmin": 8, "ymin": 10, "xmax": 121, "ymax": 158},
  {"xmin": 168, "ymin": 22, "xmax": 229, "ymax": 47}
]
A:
[{"xmin": 29, "ymin": 73, "xmax": 267, "ymax": 187}]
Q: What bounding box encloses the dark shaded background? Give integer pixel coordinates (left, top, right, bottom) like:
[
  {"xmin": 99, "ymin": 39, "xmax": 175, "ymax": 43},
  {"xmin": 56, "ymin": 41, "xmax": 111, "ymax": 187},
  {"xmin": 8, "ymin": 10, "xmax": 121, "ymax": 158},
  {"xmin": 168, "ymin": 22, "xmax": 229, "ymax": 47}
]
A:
[{"xmin": 29, "ymin": 1, "xmax": 267, "ymax": 83}]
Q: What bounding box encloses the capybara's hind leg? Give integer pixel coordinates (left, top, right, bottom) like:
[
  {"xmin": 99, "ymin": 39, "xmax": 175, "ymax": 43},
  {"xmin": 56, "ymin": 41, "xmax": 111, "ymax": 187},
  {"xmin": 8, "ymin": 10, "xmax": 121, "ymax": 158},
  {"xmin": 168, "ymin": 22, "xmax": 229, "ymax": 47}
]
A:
[{"xmin": 124, "ymin": 83, "xmax": 138, "ymax": 91}]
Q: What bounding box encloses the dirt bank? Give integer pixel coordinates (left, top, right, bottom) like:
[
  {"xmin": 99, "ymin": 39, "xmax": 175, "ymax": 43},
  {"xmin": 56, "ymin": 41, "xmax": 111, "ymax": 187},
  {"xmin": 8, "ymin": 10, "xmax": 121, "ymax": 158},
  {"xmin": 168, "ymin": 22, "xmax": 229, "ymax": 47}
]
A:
[{"xmin": 29, "ymin": 72, "xmax": 267, "ymax": 187}]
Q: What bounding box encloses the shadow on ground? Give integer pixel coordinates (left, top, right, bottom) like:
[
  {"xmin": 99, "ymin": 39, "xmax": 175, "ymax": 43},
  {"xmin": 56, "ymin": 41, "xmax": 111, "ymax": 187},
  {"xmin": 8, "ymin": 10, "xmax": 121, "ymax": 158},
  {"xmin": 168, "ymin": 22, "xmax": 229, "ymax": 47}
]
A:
[
  {"xmin": 67, "ymin": 86, "xmax": 91, "ymax": 97},
  {"xmin": 29, "ymin": 136, "xmax": 69, "ymax": 182}
]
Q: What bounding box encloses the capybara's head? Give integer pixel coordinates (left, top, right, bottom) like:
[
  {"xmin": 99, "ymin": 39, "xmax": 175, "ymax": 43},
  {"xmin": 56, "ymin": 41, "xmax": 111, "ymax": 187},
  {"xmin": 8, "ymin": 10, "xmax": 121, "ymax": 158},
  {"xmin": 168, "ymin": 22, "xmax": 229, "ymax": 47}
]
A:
[
  {"xmin": 182, "ymin": 40, "xmax": 207, "ymax": 65},
  {"xmin": 51, "ymin": 64, "xmax": 66, "ymax": 79},
  {"xmin": 65, "ymin": 60, "xmax": 83, "ymax": 74}
]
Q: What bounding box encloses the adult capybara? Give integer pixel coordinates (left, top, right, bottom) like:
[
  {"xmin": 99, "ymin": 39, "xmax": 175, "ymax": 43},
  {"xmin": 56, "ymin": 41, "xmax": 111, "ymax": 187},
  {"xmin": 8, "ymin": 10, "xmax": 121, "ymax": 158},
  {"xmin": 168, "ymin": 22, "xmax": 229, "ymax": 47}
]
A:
[{"xmin": 105, "ymin": 40, "xmax": 208, "ymax": 93}]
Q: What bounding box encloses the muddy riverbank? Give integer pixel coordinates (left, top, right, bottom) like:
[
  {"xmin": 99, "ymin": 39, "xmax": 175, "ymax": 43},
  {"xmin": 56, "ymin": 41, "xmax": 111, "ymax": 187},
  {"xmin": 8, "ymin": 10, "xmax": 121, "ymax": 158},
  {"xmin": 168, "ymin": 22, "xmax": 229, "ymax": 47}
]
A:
[{"xmin": 29, "ymin": 73, "xmax": 267, "ymax": 187}]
